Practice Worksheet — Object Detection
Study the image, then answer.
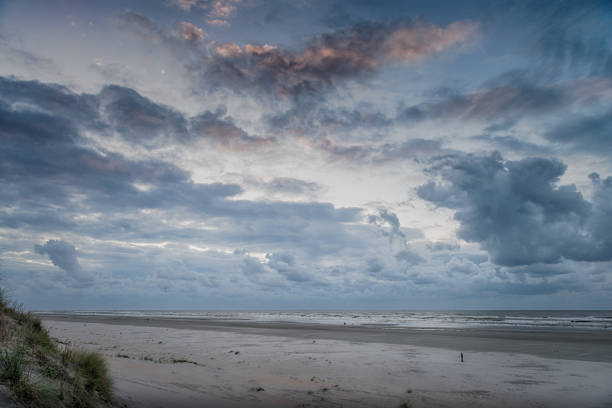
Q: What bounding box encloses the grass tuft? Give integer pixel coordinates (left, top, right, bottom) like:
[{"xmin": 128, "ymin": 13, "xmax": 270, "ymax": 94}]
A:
[
  {"xmin": 0, "ymin": 343, "xmax": 27, "ymax": 385},
  {"xmin": 71, "ymin": 350, "xmax": 113, "ymax": 402}
]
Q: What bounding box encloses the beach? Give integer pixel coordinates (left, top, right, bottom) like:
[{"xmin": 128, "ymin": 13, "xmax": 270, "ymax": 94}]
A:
[{"xmin": 40, "ymin": 314, "xmax": 612, "ymax": 408}]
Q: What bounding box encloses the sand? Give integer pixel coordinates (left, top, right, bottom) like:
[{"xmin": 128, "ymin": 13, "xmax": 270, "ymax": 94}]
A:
[{"xmin": 42, "ymin": 315, "xmax": 612, "ymax": 408}]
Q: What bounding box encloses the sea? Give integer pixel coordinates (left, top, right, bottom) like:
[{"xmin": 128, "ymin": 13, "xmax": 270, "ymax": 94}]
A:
[{"xmin": 37, "ymin": 310, "xmax": 612, "ymax": 331}]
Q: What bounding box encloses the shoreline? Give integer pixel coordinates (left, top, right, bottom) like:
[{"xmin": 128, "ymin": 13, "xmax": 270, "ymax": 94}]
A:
[{"xmin": 40, "ymin": 313, "xmax": 612, "ymax": 363}]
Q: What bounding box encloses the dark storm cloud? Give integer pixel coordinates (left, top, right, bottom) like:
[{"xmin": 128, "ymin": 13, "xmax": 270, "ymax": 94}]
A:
[
  {"xmin": 99, "ymin": 85, "xmax": 189, "ymax": 146},
  {"xmin": 0, "ymin": 75, "xmax": 264, "ymax": 151},
  {"xmin": 34, "ymin": 239, "xmax": 92, "ymax": 284},
  {"xmin": 544, "ymin": 110, "xmax": 612, "ymax": 154},
  {"xmin": 418, "ymin": 152, "xmax": 612, "ymax": 266},
  {"xmin": 0, "ymin": 75, "xmax": 361, "ymax": 256},
  {"xmin": 0, "ymin": 76, "xmax": 100, "ymax": 126},
  {"xmin": 0, "ymin": 86, "xmax": 201, "ymax": 214}
]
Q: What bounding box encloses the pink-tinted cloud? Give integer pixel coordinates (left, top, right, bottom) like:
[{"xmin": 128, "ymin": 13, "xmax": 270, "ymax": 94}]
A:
[
  {"xmin": 169, "ymin": 0, "xmax": 198, "ymax": 11},
  {"xmin": 207, "ymin": 18, "xmax": 231, "ymax": 27},
  {"xmin": 168, "ymin": 0, "xmax": 240, "ymax": 26},
  {"xmin": 206, "ymin": 20, "xmax": 478, "ymax": 98},
  {"xmin": 208, "ymin": 0, "xmax": 240, "ymax": 18},
  {"xmin": 180, "ymin": 21, "xmax": 206, "ymax": 43}
]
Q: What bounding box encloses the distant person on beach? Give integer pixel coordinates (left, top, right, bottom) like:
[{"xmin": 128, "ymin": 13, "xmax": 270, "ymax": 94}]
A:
[{"xmin": 461, "ymin": 352, "xmax": 464, "ymax": 362}]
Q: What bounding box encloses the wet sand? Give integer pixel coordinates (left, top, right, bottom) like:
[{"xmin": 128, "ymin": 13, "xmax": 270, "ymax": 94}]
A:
[{"xmin": 41, "ymin": 314, "xmax": 612, "ymax": 407}]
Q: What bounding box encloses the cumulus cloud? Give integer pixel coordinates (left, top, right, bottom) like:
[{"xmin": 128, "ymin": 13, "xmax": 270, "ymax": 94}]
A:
[
  {"xmin": 34, "ymin": 240, "xmax": 92, "ymax": 283},
  {"xmin": 206, "ymin": 20, "xmax": 478, "ymax": 99},
  {"xmin": 265, "ymin": 252, "xmax": 313, "ymax": 283},
  {"xmin": 418, "ymin": 152, "xmax": 612, "ymax": 266},
  {"xmin": 179, "ymin": 21, "xmax": 206, "ymax": 43}
]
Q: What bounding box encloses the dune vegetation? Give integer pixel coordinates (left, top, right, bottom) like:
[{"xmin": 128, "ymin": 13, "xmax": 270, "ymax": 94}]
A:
[{"xmin": 0, "ymin": 290, "xmax": 113, "ymax": 407}]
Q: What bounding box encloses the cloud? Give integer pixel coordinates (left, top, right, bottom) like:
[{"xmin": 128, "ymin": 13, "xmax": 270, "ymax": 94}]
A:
[
  {"xmin": 505, "ymin": 264, "xmax": 572, "ymax": 277},
  {"xmin": 314, "ymin": 137, "xmax": 449, "ymax": 163},
  {"xmin": 34, "ymin": 239, "xmax": 92, "ymax": 284},
  {"xmin": 0, "ymin": 35, "xmax": 59, "ymax": 74},
  {"xmin": 166, "ymin": 0, "xmax": 240, "ymax": 26},
  {"xmin": 179, "ymin": 21, "xmax": 206, "ymax": 43},
  {"xmin": 418, "ymin": 152, "xmax": 612, "ymax": 266},
  {"xmin": 0, "ymin": 75, "xmax": 267, "ymax": 152},
  {"xmin": 0, "ymin": 75, "xmax": 364, "ymax": 266},
  {"xmin": 266, "ymin": 252, "xmax": 312, "ymax": 283},
  {"xmin": 189, "ymin": 107, "xmax": 273, "ymax": 150},
  {"xmin": 117, "ymin": 12, "xmax": 206, "ymax": 48},
  {"xmin": 473, "ymin": 134, "xmax": 551, "ymax": 154},
  {"xmin": 207, "ymin": 19, "xmax": 230, "ymax": 27},
  {"xmin": 265, "ymin": 104, "xmax": 392, "ymax": 136},
  {"xmin": 243, "ymin": 177, "xmax": 323, "ymax": 197},
  {"xmin": 398, "ymin": 72, "xmax": 567, "ymax": 124},
  {"xmin": 427, "ymin": 241, "xmax": 460, "ymax": 251},
  {"xmin": 90, "ymin": 59, "xmax": 138, "ymax": 86},
  {"xmin": 169, "ymin": 0, "xmax": 198, "ymax": 11},
  {"xmin": 368, "ymin": 208, "xmax": 404, "ymax": 239},
  {"xmin": 475, "ymin": 279, "xmax": 585, "ymax": 295},
  {"xmin": 395, "ymin": 249, "xmax": 424, "ymax": 265},
  {"xmin": 208, "ymin": 0, "xmax": 239, "ymax": 19},
  {"xmin": 544, "ymin": 109, "xmax": 612, "ymax": 154},
  {"xmin": 206, "ymin": 19, "xmax": 478, "ymax": 100},
  {"xmin": 528, "ymin": 1, "xmax": 612, "ymax": 78},
  {"xmin": 99, "ymin": 85, "xmax": 189, "ymax": 146}
]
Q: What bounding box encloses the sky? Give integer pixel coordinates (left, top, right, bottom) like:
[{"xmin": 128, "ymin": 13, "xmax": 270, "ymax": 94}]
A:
[{"xmin": 1, "ymin": 0, "xmax": 612, "ymax": 310}]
